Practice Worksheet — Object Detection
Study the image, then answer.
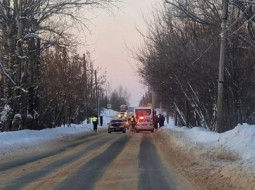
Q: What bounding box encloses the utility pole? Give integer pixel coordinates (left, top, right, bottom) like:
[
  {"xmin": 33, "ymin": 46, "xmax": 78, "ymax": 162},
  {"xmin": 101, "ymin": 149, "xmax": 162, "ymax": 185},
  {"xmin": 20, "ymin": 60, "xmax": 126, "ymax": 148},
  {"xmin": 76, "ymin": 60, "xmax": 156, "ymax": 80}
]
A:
[
  {"xmin": 83, "ymin": 54, "xmax": 88, "ymax": 121},
  {"xmin": 95, "ymin": 70, "xmax": 99, "ymax": 117},
  {"xmin": 152, "ymin": 89, "xmax": 156, "ymax": 110},
  {"xmin": 216, "ymin": 0, "xmax": 229, "ymax": 133}
]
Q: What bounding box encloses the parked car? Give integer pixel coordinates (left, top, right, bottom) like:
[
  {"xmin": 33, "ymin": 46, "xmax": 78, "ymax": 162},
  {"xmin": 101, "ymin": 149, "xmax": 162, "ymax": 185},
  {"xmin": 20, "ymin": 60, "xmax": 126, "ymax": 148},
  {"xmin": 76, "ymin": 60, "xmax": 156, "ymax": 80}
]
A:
[
  {"xmin": 134, "ymin": 116, "xmax": 154, "ymax": 133},
  {"xmin": 108, "ymin": 119, "xmax": 127, "ymax": 133}
]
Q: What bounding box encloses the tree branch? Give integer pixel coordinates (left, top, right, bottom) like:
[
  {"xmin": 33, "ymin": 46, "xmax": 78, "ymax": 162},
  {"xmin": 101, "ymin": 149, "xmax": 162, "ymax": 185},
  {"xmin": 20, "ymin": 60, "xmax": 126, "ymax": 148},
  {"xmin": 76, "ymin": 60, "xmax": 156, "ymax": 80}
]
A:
[{"xmin": 165, "ymin": 0, "xmax": 212, "ymax": 25}]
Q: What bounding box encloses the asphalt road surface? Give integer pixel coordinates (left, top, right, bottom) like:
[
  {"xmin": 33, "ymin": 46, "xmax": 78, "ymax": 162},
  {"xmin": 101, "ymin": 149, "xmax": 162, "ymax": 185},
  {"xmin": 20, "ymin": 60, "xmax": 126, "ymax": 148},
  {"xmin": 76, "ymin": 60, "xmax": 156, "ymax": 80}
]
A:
[{"xmin": 0, "ymin": 130, "xmax": 194, "ymax": 190}]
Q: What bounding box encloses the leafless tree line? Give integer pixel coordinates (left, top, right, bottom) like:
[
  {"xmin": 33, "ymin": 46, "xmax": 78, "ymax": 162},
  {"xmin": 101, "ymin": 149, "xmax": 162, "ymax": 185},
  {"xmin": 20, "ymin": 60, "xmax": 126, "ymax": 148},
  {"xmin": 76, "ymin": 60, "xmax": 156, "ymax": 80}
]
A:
[
  {"xmin": 135, "ymin": 0, "xmax": 255, "ymax": 131},
  {"xmin": 0, "ymin": 0, "xmax": 116, "ymax": 131},
  {"xmin": 109, "ymin": 86, "xmax": 130, "ymax": 111},
  {"xmin": 40, "ymin": 49, "xmax": 107, "ymax": 129}
]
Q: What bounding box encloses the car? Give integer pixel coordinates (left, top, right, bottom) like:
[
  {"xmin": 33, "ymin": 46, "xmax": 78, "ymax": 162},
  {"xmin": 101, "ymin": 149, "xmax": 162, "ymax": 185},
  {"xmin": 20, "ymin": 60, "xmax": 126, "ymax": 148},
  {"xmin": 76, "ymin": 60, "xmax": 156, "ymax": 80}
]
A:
[
  {"xmin": 117, "ymin": 111, "xmax": 128, "ymax": 119},
  {"xmin": 108, "ymin": 119, "xmax": 127, "ymax": 133},
  {"xmin": 134, "ymin": 116, "xmax": 154, "ymax": 133}
]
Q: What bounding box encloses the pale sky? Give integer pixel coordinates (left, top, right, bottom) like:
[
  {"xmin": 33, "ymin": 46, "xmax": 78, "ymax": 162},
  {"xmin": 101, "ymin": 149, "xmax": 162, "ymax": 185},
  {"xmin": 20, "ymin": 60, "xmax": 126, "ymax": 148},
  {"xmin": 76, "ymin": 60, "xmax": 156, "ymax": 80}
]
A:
[{"xmin": 79, "ymin": 0, "xmax": 161, "ymax": 106}]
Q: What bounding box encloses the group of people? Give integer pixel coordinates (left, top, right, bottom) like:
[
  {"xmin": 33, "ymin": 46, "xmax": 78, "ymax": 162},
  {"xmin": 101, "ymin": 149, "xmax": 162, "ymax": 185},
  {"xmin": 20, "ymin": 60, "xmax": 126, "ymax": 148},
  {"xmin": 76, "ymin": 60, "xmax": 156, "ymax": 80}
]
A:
[
  {"xmin": 92, "ymin": 113, "xmax": 165, "ymax": 132},
  {"xmin": 153, "ymin": 113, "xmax": 165, "ymax": 129},
  {"xmin": 129, "ymin": 113, "xmax": 165, "ymax": 131}
]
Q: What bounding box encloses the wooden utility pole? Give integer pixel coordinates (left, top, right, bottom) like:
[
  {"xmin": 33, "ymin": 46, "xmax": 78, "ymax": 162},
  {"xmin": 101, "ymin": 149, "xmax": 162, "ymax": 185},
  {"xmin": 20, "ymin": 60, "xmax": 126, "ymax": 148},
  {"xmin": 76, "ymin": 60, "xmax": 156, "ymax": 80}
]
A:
[
  {"xmin": 83, "ymin": 54, "xmax": 88, "ymax": 120},
  {"xmin": 95, "ymin": 70, "xmax": 99, "ymax": 117},
  {"xmin": 152, "ymin": 89, "xmax": 156, "ymax": 110},
  {"xmin": 216, "ymin": 0, "xmax": 229, "ymax": 133}
]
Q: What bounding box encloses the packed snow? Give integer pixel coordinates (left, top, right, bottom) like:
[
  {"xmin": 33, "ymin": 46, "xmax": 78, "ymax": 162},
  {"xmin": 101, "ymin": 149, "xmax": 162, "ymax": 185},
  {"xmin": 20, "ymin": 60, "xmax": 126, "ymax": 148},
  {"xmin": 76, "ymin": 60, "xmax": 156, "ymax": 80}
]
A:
[{"xmin": 0, "ymin": 108, "xmax": 255, "ymax": 175}]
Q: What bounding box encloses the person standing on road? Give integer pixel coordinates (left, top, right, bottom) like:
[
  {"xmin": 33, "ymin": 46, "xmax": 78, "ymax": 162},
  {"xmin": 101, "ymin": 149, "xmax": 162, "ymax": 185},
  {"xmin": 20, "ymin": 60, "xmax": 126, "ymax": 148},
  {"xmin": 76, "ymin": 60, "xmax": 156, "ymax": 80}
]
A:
[
  {"xmin": 99, "ymin": 115, "xmax": 103, "ymax": 126},
  {"xmin": 92, "ymin": 114, "xmax": 98, "ymax": 132},
  {"xmin": 153, "ymin": 114, "xmax": 159, "ymax": 129},
  {"xmin": 130, "ymin": 116, "xmax": 137, "ymax": 132},
  {"xmin": 159, "ymin": 114, "xmax": 165, "ymax": 127}
]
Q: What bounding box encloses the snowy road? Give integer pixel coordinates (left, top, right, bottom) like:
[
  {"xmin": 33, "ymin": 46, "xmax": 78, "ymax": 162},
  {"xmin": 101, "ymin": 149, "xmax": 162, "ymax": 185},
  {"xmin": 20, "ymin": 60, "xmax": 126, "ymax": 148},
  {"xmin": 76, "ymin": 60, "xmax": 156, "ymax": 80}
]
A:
[
  {"xmin": 0, "ymin": 130, "xmax": 193, "ymax": 190},
  {"xmin": 1, "ymin": 125, "xmax": 254, "ymax": 190}
]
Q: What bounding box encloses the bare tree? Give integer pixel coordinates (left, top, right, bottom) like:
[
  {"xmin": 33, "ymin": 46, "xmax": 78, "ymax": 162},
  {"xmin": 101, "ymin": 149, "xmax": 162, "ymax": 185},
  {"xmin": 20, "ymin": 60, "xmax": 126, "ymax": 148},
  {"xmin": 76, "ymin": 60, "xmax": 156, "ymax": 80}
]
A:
[
  {"xmin": 0, "ymin": 0, "xmax": 117, "ymax": 131},
  {"xmin": 40, "ymin": 47, "xmax": 107, "ymax": 128},
  {"xmin": 135, "ymin": 0, "xmax": 255, "ymax": 131},
  {"xmin": 109, "ymin": 86, "xmax": 130, "ymax": 111}
]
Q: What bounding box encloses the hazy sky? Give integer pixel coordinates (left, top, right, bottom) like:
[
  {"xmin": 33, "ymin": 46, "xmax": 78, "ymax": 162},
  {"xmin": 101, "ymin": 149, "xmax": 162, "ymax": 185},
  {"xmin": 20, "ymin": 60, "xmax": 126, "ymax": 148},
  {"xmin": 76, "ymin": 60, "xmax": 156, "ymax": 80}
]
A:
[{"xmin": 80, "ymin": 0, "xmax": 160, "ymax": 106}]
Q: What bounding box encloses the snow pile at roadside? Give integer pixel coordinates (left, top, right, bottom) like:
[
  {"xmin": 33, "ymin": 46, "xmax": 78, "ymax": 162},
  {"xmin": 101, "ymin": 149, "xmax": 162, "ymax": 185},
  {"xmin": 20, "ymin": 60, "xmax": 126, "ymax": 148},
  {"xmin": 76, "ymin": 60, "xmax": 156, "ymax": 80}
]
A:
[
  {"xmin": 160, "ymin": 123, "xmax": 255, "ymax": 190},
  {"xmin": 168, "ymin": 126, "xmax": 219, "ymax": 144},
  {"xmin": 218, "ymin": 124, "xmax": 255, "ymax": 160},
  {"xmin": 100, "ymin": 108, "xmax": 118, "ymax": 118},
  {"xmin": 0, "ymin": 124, "xmax": 98, "ymax": 160},
  {"xmin": 0, "ymin": 108, "xmax": 116, "ymax": 160},
  {"xmin": 0, "ymin": 124, "xmax": 92, "ymax": 145},
  {"xmin": 164, "ymin": 123, "xmax": 255, "ymax": 173}
]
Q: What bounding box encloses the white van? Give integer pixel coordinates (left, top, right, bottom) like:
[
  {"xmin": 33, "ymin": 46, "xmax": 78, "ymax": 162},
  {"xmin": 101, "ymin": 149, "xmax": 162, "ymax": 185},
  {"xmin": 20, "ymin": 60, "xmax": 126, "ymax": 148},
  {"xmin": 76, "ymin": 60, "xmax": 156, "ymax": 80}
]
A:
[{"xmin": 133, "ymin": 107, "xmax": 154, "ymax": 133}]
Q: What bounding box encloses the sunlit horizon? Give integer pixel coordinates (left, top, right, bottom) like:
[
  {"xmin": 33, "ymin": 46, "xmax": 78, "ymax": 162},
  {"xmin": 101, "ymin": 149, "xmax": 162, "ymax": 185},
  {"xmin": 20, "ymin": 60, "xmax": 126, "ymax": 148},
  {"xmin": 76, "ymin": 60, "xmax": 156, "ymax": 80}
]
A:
[{"xmin": 77, "ymin": 0, "xmax": 160, "ymax": 106}]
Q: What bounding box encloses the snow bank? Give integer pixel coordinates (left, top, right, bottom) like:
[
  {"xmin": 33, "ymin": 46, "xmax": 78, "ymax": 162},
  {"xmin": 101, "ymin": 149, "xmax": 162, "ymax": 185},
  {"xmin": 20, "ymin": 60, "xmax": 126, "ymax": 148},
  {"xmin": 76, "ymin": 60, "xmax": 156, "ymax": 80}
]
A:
[
  {"xmin": 218, "ymin": 124, "xmax": 255, "ymax": 160},
  {"xmin": 164, "ymin": 123, "xmax": 255, "ymax": 174}
]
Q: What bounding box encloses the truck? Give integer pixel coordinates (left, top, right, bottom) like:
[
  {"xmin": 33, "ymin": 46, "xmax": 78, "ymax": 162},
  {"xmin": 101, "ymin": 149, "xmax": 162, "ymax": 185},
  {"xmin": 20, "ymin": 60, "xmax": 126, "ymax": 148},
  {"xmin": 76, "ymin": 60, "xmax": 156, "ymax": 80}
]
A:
[{"xmin": 120, "ymin": 105, "xmax": 128, "ymax": 112}]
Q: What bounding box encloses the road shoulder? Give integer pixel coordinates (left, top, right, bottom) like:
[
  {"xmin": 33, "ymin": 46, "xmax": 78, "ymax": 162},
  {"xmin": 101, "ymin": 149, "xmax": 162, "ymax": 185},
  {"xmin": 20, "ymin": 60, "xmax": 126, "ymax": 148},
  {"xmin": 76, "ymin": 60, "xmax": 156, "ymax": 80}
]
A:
[{"xmin": 154, "ymin": 128, "xmax": 255, "ymax": 190}]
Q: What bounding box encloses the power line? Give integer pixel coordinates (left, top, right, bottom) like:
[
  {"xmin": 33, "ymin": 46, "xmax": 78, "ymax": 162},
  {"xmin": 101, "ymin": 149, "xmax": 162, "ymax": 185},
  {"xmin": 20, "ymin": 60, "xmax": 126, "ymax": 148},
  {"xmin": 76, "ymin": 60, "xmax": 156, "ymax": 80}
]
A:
[
  {"xmin": 191, "ymin": 36, "xmax": 220, "ymax": 65},
  {"xmin": 226, "ymin": 13, "xmax": 255, "ymax": 37},
  {"xmin": 190, "ymin": 3, "xmax": 252, "ymax": 65}
]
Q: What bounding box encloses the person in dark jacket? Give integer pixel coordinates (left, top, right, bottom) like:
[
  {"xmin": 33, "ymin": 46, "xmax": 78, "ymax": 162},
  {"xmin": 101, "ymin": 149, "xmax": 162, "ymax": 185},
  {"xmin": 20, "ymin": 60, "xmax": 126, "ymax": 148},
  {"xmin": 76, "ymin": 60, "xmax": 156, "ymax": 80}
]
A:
[
  {"xmin": 92, "ymin": 114, "xmax": 98, "ymax": 132},
  {"xmin": 159, "ymin": 114, "xmax": 165, "ymax": 127},
  {"xmin": 153, "ymin": 114, "xmax": 159, "ymax": 129},
  {"xmin": 99, "ymin": 115, "xmax": 103, "ymax": 126}
]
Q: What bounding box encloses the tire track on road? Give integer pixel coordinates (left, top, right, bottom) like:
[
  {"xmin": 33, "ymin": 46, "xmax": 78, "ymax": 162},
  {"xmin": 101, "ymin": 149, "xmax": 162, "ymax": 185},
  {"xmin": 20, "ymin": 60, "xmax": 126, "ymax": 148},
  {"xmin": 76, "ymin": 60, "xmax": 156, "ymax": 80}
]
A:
[
  {"xmin": 54, "ymin": 135, "xmax": 130, "ymax": 190},
  {"xmin": 0, "ymin": 134, "xmax": 114, "ymax": 190},
  {"xmin": 94, "ymin": 133, "xmax": 141, "ymax": 190},
  {"xmin": 138, "ymin": 134, "xmax": 178, "ymax": 190}
]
